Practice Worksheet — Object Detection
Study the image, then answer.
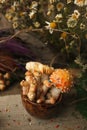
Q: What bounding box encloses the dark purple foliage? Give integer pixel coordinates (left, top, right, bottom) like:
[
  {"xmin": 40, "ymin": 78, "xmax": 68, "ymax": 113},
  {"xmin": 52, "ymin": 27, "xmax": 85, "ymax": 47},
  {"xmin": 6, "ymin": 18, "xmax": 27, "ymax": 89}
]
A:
[
  {"xmin": 0, "ymin": 38, "xmax": 36, "ymax": 72},
  {"xmin": 0, "ymin": 38, "xmax": 36, "ymax": 60}
]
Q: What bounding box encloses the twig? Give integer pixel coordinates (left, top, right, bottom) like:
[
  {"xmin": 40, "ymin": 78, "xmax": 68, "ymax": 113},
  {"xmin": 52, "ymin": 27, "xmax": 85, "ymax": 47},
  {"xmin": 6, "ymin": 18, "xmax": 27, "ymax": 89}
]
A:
[
  {"xmin": 64, "ymin": 39, "xmax": 69, "ymax": 60},
  {"xmin": 50, "ymin": 54, "xmax": 59, "ymax": 67},
  {"xmin": 0, "ymin": 27, "xmax": 79, "ymax": 43},
  {"xmin": 0, "ymin": 28, "xmax": 43, "ymax": 43},
  {"xmin": 69, "ymin": 97, "xmax": 87, "ymax": 105}
]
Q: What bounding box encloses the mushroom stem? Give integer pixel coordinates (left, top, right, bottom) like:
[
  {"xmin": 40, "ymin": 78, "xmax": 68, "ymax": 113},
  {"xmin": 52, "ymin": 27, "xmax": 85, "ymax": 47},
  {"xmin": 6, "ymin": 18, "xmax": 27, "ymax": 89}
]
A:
[
  {"xmin": 20, "ymin": 80, "xmax": 30, "ymax": 95},
  {"xmin": 45, "ymin": 87, "xmax": 61, "ymax": 104},
  {"xmin": 27, "ymin": 83, "xmax": 37, "ymax": 101},
  {"xmin": 0, "ymin": 80, "xmax": 6, "ymax": 90},
  {"xmin": 45, "ymin": 97, "xmax": 56, "ymax": 104}
]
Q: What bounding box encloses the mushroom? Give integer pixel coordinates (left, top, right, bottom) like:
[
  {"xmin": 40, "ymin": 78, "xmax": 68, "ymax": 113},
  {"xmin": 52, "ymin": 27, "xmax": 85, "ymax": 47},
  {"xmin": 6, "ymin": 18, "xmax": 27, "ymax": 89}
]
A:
[
  {"xmin": 32, "ymin": 71, "xmax": 42, "ymax": 99},
  {"xmin": 36, "ymin": 80, "xmax": 52, "ymax": 103},
  {"xmin": 25, "ymin": 71, "xmax": 34, "ymax": 83},
  {"xmin": 0, "ymin": 80, "xmax": 6, "ymax": 90},
  {"xmin": 27, "ymin": 83, "xmax": 37, "ymax": 101},
  {"xmin": 20, "ymin": 62, "xmax": 74, "ymax": 104},
  {"xmin": 25, "ymin": 71, "xmax": 38, "ymax": 101},
  {"xmin": 45, "ymin": 86, "xmax": 61, "ymax": 104},
  {"xmin": 0, "ymin": 73, "xmax": 3, "ymax": 79},
  {"xmin": 4, "ymin": 72, "xmax": 11, "ymax": 79},
  {"xmin": 20, "ymin": 80, "xmax": 30, "ymax": 95},
  {"xmin": 46, "ymin": 69, "xmax": 74, "ymax": 104},
  {"xmin": 26, "ymin": 62, "xmax": 54, "ymax": 74},
  {"xmin": 50, "ymin": 69, "xmax": 73, "ymax": 93},
  {"xmin": 45, "ymin": 97, "xmax": 56, "ymax": 104},
  {"xmin": 41, "ymin": 73, "xmax": 49, "ymax": 82},
  {"xmin": 0, "ymin": 72, "xmax": 11, "ymax": 91},
  {"xmin": 4, "ymin": 73, "xmax": 11, "ymax": 86}
]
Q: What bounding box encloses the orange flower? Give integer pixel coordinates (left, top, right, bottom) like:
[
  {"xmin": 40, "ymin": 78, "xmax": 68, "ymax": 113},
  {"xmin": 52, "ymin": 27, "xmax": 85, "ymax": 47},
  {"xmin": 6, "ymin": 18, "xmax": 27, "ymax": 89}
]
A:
[
  {"xmin": 60, "ymin": 32, "xmax": 67, "ymax": 40},
  {"xmin": 50, "ymin": 69, "xmax": 73, "ymax": 92}
]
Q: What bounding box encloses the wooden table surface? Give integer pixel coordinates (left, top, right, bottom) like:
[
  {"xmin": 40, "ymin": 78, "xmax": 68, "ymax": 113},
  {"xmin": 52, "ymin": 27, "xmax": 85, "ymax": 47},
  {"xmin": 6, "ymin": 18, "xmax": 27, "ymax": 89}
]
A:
[
  {"xmin": 0, "ymin": 82, "xmax": 87, "ymax": 130},
  {"xmin": 0, "ymin": 14, "xmax": 87, "ymax": 130},
  {"xmin": 0, "ymin": 94, "xmax": 87, "ymax": 130}
]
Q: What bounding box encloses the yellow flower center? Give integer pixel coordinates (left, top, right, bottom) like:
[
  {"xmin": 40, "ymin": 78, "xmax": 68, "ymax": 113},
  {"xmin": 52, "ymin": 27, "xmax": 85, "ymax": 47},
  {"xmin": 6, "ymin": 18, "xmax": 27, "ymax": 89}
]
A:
[
  {"xmin": 56, "ymin": 3, "xmax": 64, "ymax": 11},
  {"xmin": 50, "ymin": 22, "xmax": 57, "ymax": 29},
  {"xmin": 72, "ymin": 14, "xmax": 78, "ymax": 19}
]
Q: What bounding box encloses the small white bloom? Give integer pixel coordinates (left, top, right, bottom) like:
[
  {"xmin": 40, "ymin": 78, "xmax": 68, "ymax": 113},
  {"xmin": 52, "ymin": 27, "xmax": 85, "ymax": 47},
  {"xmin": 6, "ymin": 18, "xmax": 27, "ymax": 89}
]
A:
[
  {"xmin": 47, "ymin": 4, "xmax": 55, "ymax": 15},
  {"xmin": 47, "ymin": 11, "xmax": 51, "ymax": 16},
  {"xmin": 84, "ymin": 0, "xmax": 87, "ymax": 5},
  {"xmin": 0, "ymin": 0, "xmax": 6, "ymax": 3},
  {"xmin": 85, "ymin": 34, "xmax": 87, "ymax": 39},
  {"xmin": 48, "ymin": 4, "xmax": 54, "ymax": 11},
  {"xmin": 55, "ymin": 14, "xmax": 63, "ymax": 23},
  {"xmin": 67, "ymin": 0, "xmax": 72, "ymax": 4},
  {"xmin": 20, "ymin": 12, "xmax": 27, "ymax": 17},
  {"xmin": 49, "ymin": 0, "xmax": 57, "ymax": 4},
  {"xmin": 74, "ymin": 10, "xmax": 80, "ymax": 18},
  {"xmin": 74, "ymin": 0, "xmax": 87, "ymax": 7},
  {"xmin": 11, "ymin": 5, "xmax": 16, "ymax": 11},
  {"xmin": 33, "ymin": 22, "xmax": 40, "ymax": 28},
  {"xmin": 84, "ymin": 12, "xmax": 87, "ymax": 19},
  {"xmin": 71, "ymin": 10, "xmax": 80, "ymax": 19},
  {"xmin": 67, "ymin": 17, "xmax": 78, "ymax": 28},
  {"xmin": 86, "ymin": 7, "xmax": 87, "ymax": 11},
  {"xmin": 13, "ymin": 21, "xmax": 19, "ymax": 29},
  {"xmin": 5, "ymin": 13, "xmax": 13, "ymax": 22},
  {"xmin": 12, "ymin": 16, "xmax": 19, "ymax": 22},
  {"xmin": 20, "ymin": 0, "xmax": 24, "ymax": 3},
  {"xmin": 13, "ymin": 1, "xmax": 20, "ymax": 7},
  {"xmin": 80, "ymin": 23, "xmax": 85, "ymax": 30},
  {"xmin": 29, "ymin": 10, "xmax": 37, "ymax": 19},
  {"xmin": 30, "ymin": 1, "xmax": 38, "ymax": 9}
]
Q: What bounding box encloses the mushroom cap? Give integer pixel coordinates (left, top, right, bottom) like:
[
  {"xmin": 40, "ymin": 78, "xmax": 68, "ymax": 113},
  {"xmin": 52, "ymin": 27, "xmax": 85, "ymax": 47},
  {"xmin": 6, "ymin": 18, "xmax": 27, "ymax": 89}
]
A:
[{"xmin": 50, "ymin": 69, "xmax": 73, "ymax": 93}]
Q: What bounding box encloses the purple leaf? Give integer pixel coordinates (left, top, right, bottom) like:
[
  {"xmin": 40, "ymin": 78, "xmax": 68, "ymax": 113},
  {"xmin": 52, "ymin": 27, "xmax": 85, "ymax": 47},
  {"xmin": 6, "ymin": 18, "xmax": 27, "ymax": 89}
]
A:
[{"xmin": 0, "ymin": 38, "xmax": 36, "ymax": 60}]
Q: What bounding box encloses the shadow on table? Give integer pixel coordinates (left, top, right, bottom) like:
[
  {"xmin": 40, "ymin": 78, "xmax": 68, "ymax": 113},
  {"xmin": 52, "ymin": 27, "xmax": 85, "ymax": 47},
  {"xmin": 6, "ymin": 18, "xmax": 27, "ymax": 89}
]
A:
[{"xmin": 0, "ymin": 82, "xmax": 21, "ymax": 96}]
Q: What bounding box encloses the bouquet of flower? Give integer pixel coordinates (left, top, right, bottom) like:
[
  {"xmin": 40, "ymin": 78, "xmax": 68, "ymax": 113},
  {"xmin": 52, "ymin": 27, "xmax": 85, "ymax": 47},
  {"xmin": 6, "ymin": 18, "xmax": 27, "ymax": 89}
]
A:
[{"xmin": 0, "ymin": 0, "xmax": 87, "ymax": 65}]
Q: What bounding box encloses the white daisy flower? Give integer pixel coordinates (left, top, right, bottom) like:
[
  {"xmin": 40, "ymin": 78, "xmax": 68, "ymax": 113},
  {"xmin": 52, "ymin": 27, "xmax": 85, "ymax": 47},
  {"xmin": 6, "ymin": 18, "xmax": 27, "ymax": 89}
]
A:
[
  {"xmin": 0, "ymin": 0, "xmax": 6, "ymax": 3},
  {"xmin": 13, "ymin": 1, "xmax": 20, "ymax": 7},
  {"xmin": 12, "ymin": 16, "xmax": 19, "ymax": 22},
  {"xmin": 33, "ymin": 22, "xmax": 40, "ymax": 28},
  {"xmin": 29, "ymin": 10, "xmax": 37, "ymax": 19},
  {"xmin": 84, "ymin": 12, "xmax": 87, "ymax": 19},
  {"xmin": 13, "ymin": 21, "xmax": 19, "ymax": 29},
  {"xmin": 56, "ymin": 2, "xmax": 64, "ymax": 12},
  {"xmin": 45, "ymin": 21, "xmax": 57, "ymax": 34},
  {"xmin": 67, "ymin": 0, "xmax": 72, "ymax": 4},
  {"xmin": 74, "ymin": 10, "xmax": 80, "ymax": 17},
  {"xmin": 55, "ymin": 14, "xmax": 63, "ymax": 23},
  {"xmin": 49, "ymin": 0, "xmax": 57, "ymax": 4},
  {"xmin": 74, "ymin": 0, "xmax": 87, "ymax": 7},
  {"xmin": 67, "ymin": 17, "xmax": 78, "ymax": 28},
  {"xmin": 5, "ymin": 13, "xmax": 13, "ymax": 22},
  {"xmin": 80, "ymin": 23, "xmax": 85, "ymax": 29},
  {"xmin": 30, "ymin": 1, "xmax": 38, "ymax": 10},
  {"xmin": 72, "ymin": 10, "xmax": 80, "ymax": 19}
]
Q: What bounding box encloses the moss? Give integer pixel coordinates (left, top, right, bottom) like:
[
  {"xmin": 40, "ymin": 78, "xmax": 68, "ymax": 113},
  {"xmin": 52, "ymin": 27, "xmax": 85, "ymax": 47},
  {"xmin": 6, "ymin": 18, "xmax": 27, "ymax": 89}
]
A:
[
  {"xmin": 76, "ymin": 74, "xmax": 87, "ymax": 119},
  {"xmin": 76, "ymin": 100, "xmax": 87, "ymax": 119}
]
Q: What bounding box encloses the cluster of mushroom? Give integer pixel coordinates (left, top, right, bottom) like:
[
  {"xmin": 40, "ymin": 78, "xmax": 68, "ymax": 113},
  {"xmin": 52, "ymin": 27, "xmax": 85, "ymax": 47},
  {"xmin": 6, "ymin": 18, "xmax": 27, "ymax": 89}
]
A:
[
  {"xmin": 20, "ymin": 62, "xmax": 73, "ymax": 104},
  {"xmin": 0, "ymin": 72, "xmax": 11, "ymax": 91}
]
